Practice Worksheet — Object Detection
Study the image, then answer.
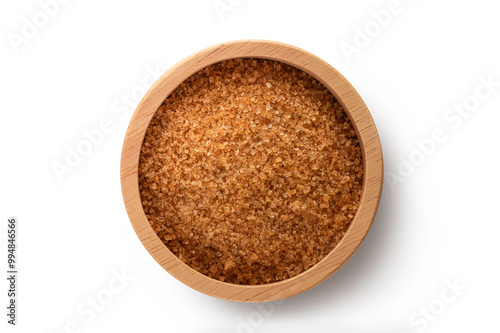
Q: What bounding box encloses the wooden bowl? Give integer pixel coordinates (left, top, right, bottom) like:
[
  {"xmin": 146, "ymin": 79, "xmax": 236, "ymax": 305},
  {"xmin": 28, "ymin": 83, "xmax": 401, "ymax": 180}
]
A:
[{"xmin": 120, "ymin": 40, "xmax": 383, "ymax": 302}]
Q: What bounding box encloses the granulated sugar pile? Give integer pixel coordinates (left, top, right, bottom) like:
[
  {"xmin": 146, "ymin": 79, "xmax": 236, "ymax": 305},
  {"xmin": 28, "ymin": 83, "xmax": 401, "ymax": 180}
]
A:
[{"xmin": 139, "ymin": 58, "xmax": 363, "ymax": 285}]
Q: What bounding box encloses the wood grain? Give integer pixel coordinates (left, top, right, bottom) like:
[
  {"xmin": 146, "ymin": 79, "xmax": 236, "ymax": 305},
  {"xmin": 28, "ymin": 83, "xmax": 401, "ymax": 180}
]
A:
[{"xmin": 120, "ymin": 40, "xmax": 383, "ymax": 302}]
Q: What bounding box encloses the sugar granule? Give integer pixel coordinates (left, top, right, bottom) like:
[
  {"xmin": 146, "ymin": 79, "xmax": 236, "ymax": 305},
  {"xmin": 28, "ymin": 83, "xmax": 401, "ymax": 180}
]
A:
[{"xmin": 138, "ymin": 58, "xmax": 364, "ymax": 285}]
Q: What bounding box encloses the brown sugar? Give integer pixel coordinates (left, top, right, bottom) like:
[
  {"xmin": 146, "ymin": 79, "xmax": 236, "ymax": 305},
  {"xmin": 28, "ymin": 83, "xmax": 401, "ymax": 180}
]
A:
[{"xmin": 138, "ymin": 58, "xmax": 364, "ymax": 285}]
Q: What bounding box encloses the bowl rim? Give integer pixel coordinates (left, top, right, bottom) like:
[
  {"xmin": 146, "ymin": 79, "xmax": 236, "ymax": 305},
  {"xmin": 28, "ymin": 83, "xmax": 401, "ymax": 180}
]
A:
[{"xmin": 120, "ymin": 39, "xmax": 383, "ymax": 302}]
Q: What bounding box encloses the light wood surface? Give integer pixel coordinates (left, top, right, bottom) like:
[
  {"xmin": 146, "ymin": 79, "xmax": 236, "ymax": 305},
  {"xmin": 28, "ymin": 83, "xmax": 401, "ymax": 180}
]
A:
[{"xmin": 120, "ymin": 40, "xmax": 383, "ymax": 302}]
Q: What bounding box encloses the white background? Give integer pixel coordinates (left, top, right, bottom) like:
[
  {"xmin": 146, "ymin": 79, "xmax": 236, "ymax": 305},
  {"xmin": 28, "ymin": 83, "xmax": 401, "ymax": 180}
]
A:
[{"xmin": 1, "ymin": 0, "xmax": 499, "ymax": 332}]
